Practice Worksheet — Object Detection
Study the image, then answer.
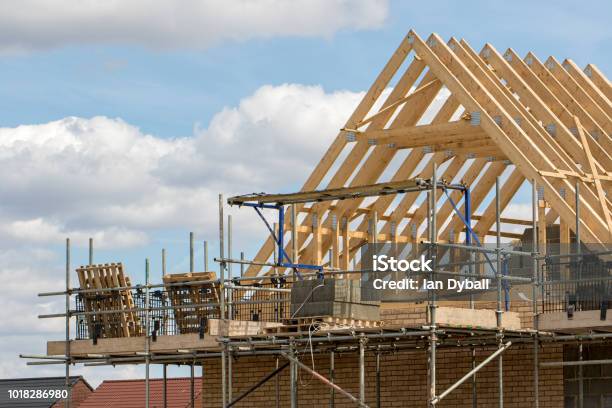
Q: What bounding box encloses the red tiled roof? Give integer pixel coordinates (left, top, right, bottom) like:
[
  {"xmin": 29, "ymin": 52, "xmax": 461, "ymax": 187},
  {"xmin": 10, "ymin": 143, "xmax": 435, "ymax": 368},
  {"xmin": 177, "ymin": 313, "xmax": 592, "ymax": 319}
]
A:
[{"xmin": 79, "ymin": 377, "xmax": 202, "ymax": 408}]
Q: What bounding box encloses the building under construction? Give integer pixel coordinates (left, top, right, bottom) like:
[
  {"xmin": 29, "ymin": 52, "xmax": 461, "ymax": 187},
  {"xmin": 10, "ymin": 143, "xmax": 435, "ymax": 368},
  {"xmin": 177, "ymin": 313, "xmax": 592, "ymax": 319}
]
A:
[{"xmin": 24, "ymin": 30, "xmax": 612, "ymax": 407}]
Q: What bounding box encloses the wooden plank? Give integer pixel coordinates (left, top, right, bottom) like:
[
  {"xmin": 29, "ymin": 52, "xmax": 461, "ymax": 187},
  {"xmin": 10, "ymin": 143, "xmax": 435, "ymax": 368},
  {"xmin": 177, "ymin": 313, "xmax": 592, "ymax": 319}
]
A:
[
  {"xmin": 585, "ymin": 63, "xmax": 612, "ymax": 101},
  {"xmin": 352, "ymin": 120, "xmax": 486, "ymax": 146},
  {"xmin": 456, "ymin": 39, "xmax": 606, "ymax": 233},
  {"xmin": 545, "ymin": 56, "xmax": 612, "ymax": 136},
  {"xmin": 109, "ymin": 264, "xmax": 130, "ymax": 338},
  {"xmin": 524, "ymin": 53, "xmax": 612, "ymax": 147},
  {"xmin": 457, "ymin": 41, "xmax": 606, "ymax": 216},
  {"xmin": 563, "ymin": 59, "xmax": 612, "ymax": 118},
  {"xmin": 453, "ymin": 39, "xmax": 608, "ymax": 237},
  {"xmin": 47, "ymin": 333, "xmax": 219, "ymax": 357},
  {"xmin": 355, "ymin": 78, "xmax": 440, "ymax": 128},
  {"xmin": 481, "ymin": 45, "xmax": 607, "ymax": 174},
  {"xmin": 486, "ymin": 46, "xmax": 611, "ymax": 171}
]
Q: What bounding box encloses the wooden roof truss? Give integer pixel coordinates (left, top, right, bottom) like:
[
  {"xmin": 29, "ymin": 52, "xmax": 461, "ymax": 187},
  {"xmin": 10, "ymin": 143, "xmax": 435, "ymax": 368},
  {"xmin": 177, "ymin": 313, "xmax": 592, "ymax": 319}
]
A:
[{"xmin": 242, "ymin": 30, "xmax": 611, "ymax": 277}]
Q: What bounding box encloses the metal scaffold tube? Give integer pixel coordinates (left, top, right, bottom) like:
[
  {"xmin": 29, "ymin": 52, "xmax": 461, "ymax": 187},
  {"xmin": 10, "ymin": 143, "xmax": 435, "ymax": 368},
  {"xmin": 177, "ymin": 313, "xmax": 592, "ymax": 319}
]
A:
[
  {"xmin": 428, "ymin": 164, "xmax": 438, "ymax": 408},
  {"xmin": 496, "ymin": 177, "xmax": 504, "ymax": 408},
  {"xmin": 281, "ymin": 351, "xmax": 369, "ymax": 408},
  {"xmin": 65, "ymin": 238, "xmax": 71, "ymax": 408},
  {"xmin": 191, "ymin": 362, "xmax": 195, "ymax": 408},
  {"xmin": 471, "ymin": 347, "xmax": 477, "ymax": 408},
  {"xmin": 432, "ymin": 342, "xmax": 512, "ymax": 405},
  {"xmin": 145, "ymin": 258, "xmax": 150, "ymax": 408},
  {"xmin": 227, "ymin": 215, "xmax": 233, "ymax": 403},
  {"xmin": 330, "ymin": 351, "xmax": 335, "ymax": 408},
  {"xmin": 290, "ymin": 341, "xmax": 298, "ymax": 408},
  {"xmin": 276, "ymin": 357, "xmax": 280, "ymax": 408},
  {"xmin": 163, "ymin": 364, "xmax": 167, "ymax": 408},
  {"xmin": 578, "ymin": 343, "xmax": 584, "ymax": 408},
  {"xmin": 204, "ymin": 240, "xmax": 209, "ymax": 272},
  {"xmin": 575, "ymin": 180, "xmax": 583, "ymax": 408},
  {"xmin": 161, "ymin": 247, "xmax": 168, "ymax": 408},
  {"xmin": 219, "ymin": 194, "xmax": 227, "ymax": 408},
  {"xmin": 190, "ymin": 232, "xmax": 194, "ymax": 273},
  {"xmin": 88, "ymin": 237, "xmax": 93, "ymax": 265},
  {"xmin": 240, "ymin": 252, "xmax": 244, "ymax": 277},
  {"xmin": 359, "ymin": 336, "xmax": 366, "ymax": 405},
  {"xmin": 375, "ymin": 349, "xmax": 381, "ymax": 408},
  {"xmin": 291, "ymin": 203, "xmax": 298, "ymax": 282},
  {"xmin": 532, "ymin": 180, "xmax": 539, "ymax": 408}
]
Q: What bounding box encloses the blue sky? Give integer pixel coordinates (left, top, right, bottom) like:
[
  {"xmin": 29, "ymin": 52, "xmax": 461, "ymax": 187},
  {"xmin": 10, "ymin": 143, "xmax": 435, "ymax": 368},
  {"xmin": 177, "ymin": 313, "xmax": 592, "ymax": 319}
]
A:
[{"xmin": 0, "ymin": 0, "xmax": 610, "ymax": 385}]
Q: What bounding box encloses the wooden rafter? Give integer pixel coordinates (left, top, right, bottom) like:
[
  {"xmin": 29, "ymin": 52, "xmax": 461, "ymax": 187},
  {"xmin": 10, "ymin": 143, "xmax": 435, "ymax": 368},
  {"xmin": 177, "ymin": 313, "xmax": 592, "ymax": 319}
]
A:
[{"xmin": 585, "ymin": 63, "xmax": 612, "ymax": 101}]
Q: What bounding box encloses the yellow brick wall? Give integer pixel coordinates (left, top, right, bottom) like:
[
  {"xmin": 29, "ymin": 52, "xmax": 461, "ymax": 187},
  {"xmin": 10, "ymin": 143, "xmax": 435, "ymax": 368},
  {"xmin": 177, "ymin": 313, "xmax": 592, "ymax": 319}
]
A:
[{"xmin": 201, "ymin": 344, "xmax": 563, "ymax": 407}]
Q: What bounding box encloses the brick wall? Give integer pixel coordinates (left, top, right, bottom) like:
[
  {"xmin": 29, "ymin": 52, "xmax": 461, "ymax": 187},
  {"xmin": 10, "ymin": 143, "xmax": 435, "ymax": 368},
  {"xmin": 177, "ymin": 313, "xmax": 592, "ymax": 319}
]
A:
[
  {"xmin": 52, "ymin": 379, "xmax": 93, "ymax": 407},
  {"xmin": 201, "ymin": 344, "xmax": 563, "ymax": 407},
  {"xmin": 380, "ymin": 300, "xmax": 538, "ymax": 329}
]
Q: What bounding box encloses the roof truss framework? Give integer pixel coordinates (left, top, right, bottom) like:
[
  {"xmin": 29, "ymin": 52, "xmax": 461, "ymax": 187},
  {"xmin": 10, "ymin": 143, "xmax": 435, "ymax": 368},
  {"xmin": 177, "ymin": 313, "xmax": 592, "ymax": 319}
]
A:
[{"xmin": 244, "ymin": 31, "xmax": 612, "ymax": 277}]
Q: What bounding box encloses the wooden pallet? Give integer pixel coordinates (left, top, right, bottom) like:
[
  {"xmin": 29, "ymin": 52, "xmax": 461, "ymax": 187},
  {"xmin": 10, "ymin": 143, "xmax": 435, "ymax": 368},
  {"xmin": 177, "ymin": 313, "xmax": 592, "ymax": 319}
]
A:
[
  {"xmin": 76, "ymin": 263, "xmax": 141, "ymax": 338},
  {"xmin": 262, "ymin": 316, "xmax": 383, "ymax": 337},
  {"xmin": 163, "ymin": 272, "xmax": 220, "ymax": 334}
]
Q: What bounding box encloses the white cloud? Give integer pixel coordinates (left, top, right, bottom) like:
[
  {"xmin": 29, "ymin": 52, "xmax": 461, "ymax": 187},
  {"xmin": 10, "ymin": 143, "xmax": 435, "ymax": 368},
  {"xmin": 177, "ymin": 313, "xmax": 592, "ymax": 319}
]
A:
[
  {"xmin": 0, "ymin": 82, "xmax": 365, "ymax": 379},
  {"xmin": 0, "ymin": 0, "xmax": 388, "ymax": 53},
  {"xmin": 0, "ymin": 84, "xmax": 363, "ymax": 239},
  {"xmin": 2, "ymin": 218, "xmax": 148, "ymax": 248}
]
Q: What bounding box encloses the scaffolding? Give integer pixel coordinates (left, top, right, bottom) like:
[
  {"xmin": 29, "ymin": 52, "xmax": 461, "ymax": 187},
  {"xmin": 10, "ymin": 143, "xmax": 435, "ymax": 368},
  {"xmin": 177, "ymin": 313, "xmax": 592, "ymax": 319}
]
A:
[
  {"xmin": 21, "ymin": 173, "xmax": 612, "ymax": 408},
  {"xmin": 20, "ymin": 28, "xmax": 612, "ymax": 407}
]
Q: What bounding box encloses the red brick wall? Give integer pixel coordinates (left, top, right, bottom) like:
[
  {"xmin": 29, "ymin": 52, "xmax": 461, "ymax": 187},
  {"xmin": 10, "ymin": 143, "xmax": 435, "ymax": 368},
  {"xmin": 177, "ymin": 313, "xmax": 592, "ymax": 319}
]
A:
[
  {"xmin": 201, "ymin": 344, "xmax": 563, "ymax": 407},
  {"xmin": 52, "ymin": 379, "xmax": 92, "ymax": 408}
]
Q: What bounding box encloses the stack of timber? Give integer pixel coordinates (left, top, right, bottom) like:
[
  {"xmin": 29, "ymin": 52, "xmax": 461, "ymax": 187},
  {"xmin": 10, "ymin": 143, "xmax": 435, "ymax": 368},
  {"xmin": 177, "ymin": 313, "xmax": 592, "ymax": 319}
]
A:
[
  {"xmin": 163, "ymin": 272, "xmax": 220, "ymax": 334},
  {"xmin": 290, "ymin": 279, "xmax": 380, "ymax": 321},
  {"xmin": 76, "ymin": 263, "xmax": 142, "ymax": 338}
]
